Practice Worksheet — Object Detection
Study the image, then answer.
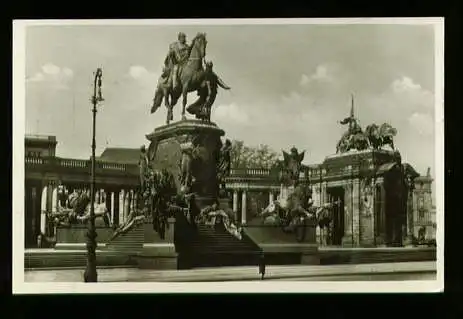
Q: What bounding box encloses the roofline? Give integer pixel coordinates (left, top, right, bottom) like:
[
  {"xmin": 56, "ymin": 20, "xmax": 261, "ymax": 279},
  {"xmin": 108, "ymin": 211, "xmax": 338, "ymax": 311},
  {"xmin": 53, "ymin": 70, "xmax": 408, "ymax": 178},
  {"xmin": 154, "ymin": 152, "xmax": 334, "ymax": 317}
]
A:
[{"xmin": 25, "ymin": 134, "xmax": 57, "ymax": 141}]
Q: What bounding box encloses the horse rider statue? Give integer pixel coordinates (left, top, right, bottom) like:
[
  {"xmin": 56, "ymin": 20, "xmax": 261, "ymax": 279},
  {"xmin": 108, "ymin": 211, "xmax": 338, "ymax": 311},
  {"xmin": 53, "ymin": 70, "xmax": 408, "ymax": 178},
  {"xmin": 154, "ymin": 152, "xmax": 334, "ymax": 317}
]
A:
[
  {"xmin": 340, "ymin": 112, "xmax": 362, "ymax": 136},
  {"xmin": 167, "ymin": 32, "xmax": 191, "ymax": 90},
  {"xmin": 336, "ymin": 110, "xmax": 365, "ymax": 153}
]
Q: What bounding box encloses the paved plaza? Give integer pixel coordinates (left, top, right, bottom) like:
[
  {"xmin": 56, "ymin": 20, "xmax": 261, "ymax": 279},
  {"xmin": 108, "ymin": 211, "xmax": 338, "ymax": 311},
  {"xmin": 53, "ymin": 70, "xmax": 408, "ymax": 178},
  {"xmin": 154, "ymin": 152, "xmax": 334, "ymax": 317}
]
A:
[{"xmin": 24, "ymin": 261, "xmax": 436, "ymax": 282}]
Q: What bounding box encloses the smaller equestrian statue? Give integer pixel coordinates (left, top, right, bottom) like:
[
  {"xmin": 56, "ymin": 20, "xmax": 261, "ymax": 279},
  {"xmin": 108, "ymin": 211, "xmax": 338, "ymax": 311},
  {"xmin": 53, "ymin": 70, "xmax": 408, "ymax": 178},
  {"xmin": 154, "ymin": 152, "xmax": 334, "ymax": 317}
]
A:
[
  {"xmin": 364, "ymin": 123, "xmax": 397, "ymax": 151},
  {"xmin": 336, "ymin": 96, "xmax": 398, "ymax": 153},
  {"xmin": 336, "ymin": 112, "xmax": 369, "ymax": 153},
  {"xmin": 151, "ymin": 32, "xmax": 231, "ymax": 124}
]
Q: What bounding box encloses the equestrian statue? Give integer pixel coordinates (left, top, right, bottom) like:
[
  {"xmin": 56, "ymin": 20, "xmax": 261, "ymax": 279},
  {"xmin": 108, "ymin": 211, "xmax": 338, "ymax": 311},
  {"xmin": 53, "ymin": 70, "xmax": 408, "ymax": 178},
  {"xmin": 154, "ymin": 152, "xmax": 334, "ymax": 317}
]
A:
[
  {"xmin": 336, "ymin": 96, "xmax": 398, "ymax": 153},
  {"xmin": 150, "ymin": 32, "xmax": 231, "ymax": 124}
]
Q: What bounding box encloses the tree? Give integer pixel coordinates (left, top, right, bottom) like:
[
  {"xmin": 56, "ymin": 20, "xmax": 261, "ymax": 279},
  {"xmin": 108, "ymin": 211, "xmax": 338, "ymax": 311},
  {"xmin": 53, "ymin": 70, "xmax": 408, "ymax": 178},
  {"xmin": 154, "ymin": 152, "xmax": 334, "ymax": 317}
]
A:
[{"xmin": 230, "ymin": 140, "xmax": 280, "ymax": 169}]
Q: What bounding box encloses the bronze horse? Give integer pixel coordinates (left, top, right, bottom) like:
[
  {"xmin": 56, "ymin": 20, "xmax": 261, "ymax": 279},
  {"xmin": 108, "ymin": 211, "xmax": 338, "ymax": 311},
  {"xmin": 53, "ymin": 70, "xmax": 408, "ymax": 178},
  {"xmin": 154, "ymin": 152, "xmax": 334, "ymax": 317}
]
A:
[
  {"xmin": 151, "ymin": 33, "xmax": 230, "ymax": 124},
  {"xmin": 364, "ymin": 123, "xmax": 397, "ymax": 151}
]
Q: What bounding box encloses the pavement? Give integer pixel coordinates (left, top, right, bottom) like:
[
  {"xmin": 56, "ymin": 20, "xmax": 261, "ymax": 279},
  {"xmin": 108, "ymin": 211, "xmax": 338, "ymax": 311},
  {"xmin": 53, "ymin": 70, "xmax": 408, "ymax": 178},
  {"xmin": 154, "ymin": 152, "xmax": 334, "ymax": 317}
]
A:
[{"xmin": 24, "ymin": 261, "xmax": 436, "ymax": 282}]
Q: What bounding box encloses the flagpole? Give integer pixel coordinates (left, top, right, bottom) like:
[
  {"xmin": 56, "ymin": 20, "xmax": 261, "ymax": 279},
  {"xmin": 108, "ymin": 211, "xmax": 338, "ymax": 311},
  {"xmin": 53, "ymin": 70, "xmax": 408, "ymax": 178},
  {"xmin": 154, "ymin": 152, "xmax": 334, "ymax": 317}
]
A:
[
  {"xmin": 84, "ymin": 68, "xmax": 104, "ymax": 283},
  {"xmin": 350, "ymin": 93, "xmax": 354, "ymax": 131}
]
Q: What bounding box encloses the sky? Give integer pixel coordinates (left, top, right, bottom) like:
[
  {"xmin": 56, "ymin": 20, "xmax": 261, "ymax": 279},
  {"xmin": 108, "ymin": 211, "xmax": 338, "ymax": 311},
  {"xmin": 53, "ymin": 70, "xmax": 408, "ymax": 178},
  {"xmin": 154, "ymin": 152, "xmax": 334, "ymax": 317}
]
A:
[{"xmin": 25, "ymin": 23, "xmax": 437, "ymax": 180}]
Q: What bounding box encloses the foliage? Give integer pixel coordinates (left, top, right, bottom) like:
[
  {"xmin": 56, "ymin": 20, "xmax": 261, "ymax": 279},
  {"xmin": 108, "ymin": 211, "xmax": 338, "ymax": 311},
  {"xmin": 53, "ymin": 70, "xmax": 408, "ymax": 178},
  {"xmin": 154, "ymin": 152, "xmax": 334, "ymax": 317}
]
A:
[{"xmin": 230, "ymin": 140, "xmax": 280, "ymax": 169}]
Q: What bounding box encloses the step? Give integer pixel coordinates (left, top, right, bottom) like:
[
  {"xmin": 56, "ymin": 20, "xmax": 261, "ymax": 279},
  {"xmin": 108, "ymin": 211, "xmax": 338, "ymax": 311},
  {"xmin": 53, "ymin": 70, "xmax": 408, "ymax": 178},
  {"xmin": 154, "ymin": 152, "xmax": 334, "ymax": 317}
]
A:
[{"xmin": 24, "ymin": 251, "xmax": 136, "ymax": 268}]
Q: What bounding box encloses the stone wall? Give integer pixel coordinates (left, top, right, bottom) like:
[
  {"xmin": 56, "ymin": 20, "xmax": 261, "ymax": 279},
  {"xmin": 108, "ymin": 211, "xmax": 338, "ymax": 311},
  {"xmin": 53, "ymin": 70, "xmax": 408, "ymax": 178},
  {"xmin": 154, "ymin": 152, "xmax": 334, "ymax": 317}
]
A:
[
  {"xmin": 359, "ymin": 178, "xmax": 375, "ymax": 247},
  {"xmin": 55, "ymin": 226, "xmax": 113, "ymax": 243},
  {"xmin": 342, "ymin": 182, "xmax": 354, "ymax": 246}
]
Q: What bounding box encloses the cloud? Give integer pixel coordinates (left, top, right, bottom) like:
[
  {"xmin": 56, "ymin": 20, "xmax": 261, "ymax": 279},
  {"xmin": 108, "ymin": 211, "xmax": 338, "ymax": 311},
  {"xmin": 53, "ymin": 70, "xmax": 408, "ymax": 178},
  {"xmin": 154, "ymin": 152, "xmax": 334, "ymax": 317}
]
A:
[
  {"xmin": 299, "ymin": 74, "xmax": 310, "ymax": 87},
  {"xmin": 26, "ymin": 63, "xmax": 74, "ymax": 89},
  {"xmin": 408, "ymin": 112, "xmax": 434, "ymax": 136},
  {"xmin": 281, "ymin": 91, "xmax": 304, "ymax": 104},
  {"xmin": 391, "ymin": 76, "xmax": 422, "ymax": 93},
  {"xmin": 28, "ymin": 72, "xmax": 45, "ymax": 82},
  {"xmin": 299, "ymin": 64, "xmax": 334, "ymax": 87},
  {"xmin": 368, "ymin": 76, "xmax": 434, "ymax": 120},
  {"xmin": 212, "ymin": 103, "xmax": 250, "ymax": 124},
  {"xmin": 391, "ymin": 76, "xmax": 434, "ymax": 110},
  {"xmin": 128, "ymin": 65, "xmax": 158, "ymax": 88}
]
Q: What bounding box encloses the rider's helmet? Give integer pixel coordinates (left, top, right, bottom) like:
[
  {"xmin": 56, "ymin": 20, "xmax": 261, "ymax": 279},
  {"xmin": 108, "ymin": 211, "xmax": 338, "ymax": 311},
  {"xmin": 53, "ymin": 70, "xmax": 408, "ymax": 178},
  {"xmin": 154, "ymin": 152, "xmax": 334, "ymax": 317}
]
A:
[{"xmin": 178, "ymin": 32, "xmax": 186, "ymax": 41}]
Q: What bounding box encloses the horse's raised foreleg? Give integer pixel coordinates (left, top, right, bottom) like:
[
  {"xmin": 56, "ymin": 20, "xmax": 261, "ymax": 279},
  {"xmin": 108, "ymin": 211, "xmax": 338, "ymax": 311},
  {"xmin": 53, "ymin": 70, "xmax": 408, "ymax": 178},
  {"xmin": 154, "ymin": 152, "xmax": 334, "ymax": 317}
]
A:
[
  {"xmin": 181, "ymin": 88, "xmax": 188, "ymax": 120},
  {"xmin": 162, "ymin": 88, "xmax": 172, "ymax": 125}
]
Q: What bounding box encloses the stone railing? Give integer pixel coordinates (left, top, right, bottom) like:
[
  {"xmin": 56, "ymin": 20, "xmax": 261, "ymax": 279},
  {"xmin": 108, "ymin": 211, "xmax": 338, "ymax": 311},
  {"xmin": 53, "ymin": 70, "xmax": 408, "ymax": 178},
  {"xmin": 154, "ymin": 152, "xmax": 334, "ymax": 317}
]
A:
[
  {"xmin": 25, "ymin": 155, "xmax": 329, "ymax": 182},
  {"xmin": 25, "ymin": 156, "xmax": 139, "ymax": 175},
  {"xmin": 229, "ymin": 168, "xmax": 274, "ymax": 177},
  {"xmin": 25, "ymin": 157, "xmax": 44, "ymax": 165}
]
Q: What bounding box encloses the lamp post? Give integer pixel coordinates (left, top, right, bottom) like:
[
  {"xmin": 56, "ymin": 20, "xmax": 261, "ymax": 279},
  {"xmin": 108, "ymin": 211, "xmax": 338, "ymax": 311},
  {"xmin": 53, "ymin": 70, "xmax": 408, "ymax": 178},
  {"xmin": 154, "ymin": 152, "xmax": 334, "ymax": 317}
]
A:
[{"xmin": 84, "ymin": 68, "xmax": 104, "ymax": 282}]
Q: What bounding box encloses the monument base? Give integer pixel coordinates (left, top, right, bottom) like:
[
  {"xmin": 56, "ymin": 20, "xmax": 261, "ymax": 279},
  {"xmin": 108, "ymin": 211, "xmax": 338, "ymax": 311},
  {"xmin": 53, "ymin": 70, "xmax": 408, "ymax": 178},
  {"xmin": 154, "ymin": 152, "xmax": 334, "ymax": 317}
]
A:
[
  {"xmin": 243, "ymin": 217, "xmax": 320, "ymax": 265},
  {"xmin": 135, "ymin": 244, "xmax": 178, "ymax": 270},
  {"xmin": 146, "ymin": 119, "xmax": 225, "ymax": 210},
  {"xmin": 54, "ymin": 225, "xmax": 113, "ymax": 250}
]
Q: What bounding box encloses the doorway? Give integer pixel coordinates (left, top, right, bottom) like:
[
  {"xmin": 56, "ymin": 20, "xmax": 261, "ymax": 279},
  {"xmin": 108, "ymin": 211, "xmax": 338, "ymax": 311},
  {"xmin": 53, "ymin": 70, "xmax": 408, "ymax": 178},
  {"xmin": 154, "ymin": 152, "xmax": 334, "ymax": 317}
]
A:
[
  {"xmin": 326, "ymin": 187, "xmax": 345, "ymax": 246},
  {"xmin": 384, "ymin": 166, "xmax": 407, "ymax": 246},
  {"xmin": 24, "ymin": 182, "xmax": 41, "ymax": 248}
]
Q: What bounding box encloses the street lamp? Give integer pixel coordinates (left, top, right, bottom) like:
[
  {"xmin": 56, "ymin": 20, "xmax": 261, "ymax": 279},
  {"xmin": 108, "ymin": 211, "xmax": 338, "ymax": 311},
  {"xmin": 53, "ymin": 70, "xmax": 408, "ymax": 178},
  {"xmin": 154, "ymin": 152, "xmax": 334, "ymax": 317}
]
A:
[{"xmin": 84, "ymin": 68, "xmax": 104, "ymax": 282}]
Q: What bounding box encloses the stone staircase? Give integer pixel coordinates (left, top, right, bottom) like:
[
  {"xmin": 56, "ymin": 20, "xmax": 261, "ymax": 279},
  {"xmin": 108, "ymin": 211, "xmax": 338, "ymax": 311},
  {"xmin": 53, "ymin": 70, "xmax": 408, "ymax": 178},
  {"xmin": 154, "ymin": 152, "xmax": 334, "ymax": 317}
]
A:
[
  {"xmin": 175, "ymin": 222, "xmax": 264, "ymax": 270},
  {"xmin": 105, "ymin": 222, "xmax": 145, "ymax": 253}
]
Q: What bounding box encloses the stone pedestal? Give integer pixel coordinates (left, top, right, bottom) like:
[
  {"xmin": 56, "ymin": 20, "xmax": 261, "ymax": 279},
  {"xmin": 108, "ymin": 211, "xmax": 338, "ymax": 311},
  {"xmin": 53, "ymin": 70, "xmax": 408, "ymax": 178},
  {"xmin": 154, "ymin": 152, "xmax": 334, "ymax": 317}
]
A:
[
  {"xmin": 323, "ymin": 149, "xmax": 402, "ymax": 248},
  {"xmin": 146, "ymin": 120, "xmax": 225, "ymax": 210},
  {"xmin": 138, "ymin": 218, "xmax": 178, "ymax": 270}
]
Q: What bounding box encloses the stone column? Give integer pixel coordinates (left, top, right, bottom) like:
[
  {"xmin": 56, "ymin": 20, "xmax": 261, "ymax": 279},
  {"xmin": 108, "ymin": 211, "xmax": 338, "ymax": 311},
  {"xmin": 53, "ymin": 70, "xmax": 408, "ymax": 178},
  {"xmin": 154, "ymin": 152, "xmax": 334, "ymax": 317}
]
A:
[
  {"xmin": 51, "ymin": 186, "xmax": 58, "ymax": 213},
  {"xmin": 31, "ymin": 187, "xmax": 37, "ymax": 245},
  {"xmin": 269, "ymin": 191, "xmax": 274, "ymax": 205},
  {"xmin": 352, "ymin": 179, "xmax": 361, "ymax": 247},
  {"xmin": 95, "ymin": 190, "xmax": 100, "ymax": 205},
  {"xmin": 130, "ymin": 190, "xmax": 135, "ymax": 213},
  {"xmin": 404, "ymin": 180, "xmax": 415, "ymax": 246},
  {"xmin": 133, "ymin": 192, "xmax": 138, "ymax": 211},
  {"xmin": 241, "ymin": 190, "xmax": 247, "ymax": 225},
  {"xmin": 380, "ymin": 183, "xmax": 387, "ymax": 244},
  {"xmin": 40, "ymin": 186, "xmax": 48, "ymax": 236},
  {"xmin": 114, "ymin": 190, "xmax": 120, "ymax": 226},
  {"xmin": 110, "ymin": 192, "xmax": 115, "ymax": 223},
  {"xmin": 124, "ymin": 191, "xmax": 130, "ymax": 221},
  {"xmin": 119, "ymin": 189, "xmax": 125, "ymax": 224},
  {"xmin": 100, "ymin": 189, "xmax": 105, "ymax": 204},
  {"xmin": 233, "ymin": 190, "xmax": 238, "ymax": 213},
  {"xmin": 342, "ymin": 183, "xmax": 354, "ymax": 247}
]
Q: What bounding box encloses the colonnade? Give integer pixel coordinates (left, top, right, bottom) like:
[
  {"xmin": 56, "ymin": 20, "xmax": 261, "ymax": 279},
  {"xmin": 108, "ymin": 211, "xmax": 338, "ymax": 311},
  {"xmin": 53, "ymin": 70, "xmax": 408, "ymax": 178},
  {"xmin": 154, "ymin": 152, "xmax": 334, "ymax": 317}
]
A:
[
  {"xmin": 36, "ymin": 183, "xmax": 139, "ymax": 237},
  {"xmin": 231, "ymin": 189, "xmax": 278, "ymax": 225}
]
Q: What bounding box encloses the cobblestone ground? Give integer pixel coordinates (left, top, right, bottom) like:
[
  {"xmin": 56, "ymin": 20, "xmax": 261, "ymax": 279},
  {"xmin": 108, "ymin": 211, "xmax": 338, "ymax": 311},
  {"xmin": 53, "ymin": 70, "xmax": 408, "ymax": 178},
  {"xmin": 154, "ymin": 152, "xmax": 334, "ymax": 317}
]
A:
[{"xmin": 24, "ymin": 261, "xmax": 436, "ymax": 282}]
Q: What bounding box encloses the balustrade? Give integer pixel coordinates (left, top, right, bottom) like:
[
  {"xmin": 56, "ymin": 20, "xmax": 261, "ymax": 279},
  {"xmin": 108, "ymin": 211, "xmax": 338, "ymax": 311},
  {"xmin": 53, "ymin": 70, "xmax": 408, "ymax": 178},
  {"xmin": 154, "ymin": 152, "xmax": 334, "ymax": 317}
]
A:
[
  {"xmin": 27, "ymin": 155, "xmax": 328, "ymax": 182},
  {"xmin": 59, "ymin": 158, "xmax": 88, "ymax": 168},
  {"xmin": 230, "ymin": 168, "xmax": 272, "ymax": 176},
  {"xmin": 25, "ymin": 156, "xmax": 139, "ymax": 175},
  {"xmin": 25, "ymin": 157, "xmax": 44, "ymax": 165}
]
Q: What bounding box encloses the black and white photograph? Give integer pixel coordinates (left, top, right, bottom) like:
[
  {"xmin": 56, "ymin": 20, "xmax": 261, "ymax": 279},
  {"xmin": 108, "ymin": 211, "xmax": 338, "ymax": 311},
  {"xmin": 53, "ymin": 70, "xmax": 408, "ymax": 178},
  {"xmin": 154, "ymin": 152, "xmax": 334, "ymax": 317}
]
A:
[{"xmin": 13, "ymin": 18, "xmax": 444, "ymax": 293}]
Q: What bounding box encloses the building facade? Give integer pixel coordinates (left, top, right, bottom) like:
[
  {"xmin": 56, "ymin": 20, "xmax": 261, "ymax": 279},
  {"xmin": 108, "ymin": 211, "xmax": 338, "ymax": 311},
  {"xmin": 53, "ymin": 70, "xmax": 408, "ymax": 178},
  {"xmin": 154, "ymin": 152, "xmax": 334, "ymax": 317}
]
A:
[{"xmin": 24, "ymin": 135, "xmax": 436, "ymax": 248}]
